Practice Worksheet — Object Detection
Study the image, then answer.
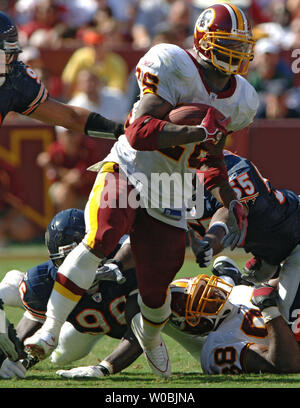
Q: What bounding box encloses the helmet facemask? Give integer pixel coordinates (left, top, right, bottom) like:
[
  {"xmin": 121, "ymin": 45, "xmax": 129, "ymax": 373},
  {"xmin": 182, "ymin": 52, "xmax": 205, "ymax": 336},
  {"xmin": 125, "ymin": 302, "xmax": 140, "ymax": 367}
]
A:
[
  {"xmin": 198, "ymin": 31, "xmax": 255, "ymax": 75},
  {"xmin": 185, "ymin": 274, "xmax": 233, "ymax": 335},
  {"xmin": 48, "ymin": 242, "xmax": 78, "ymax": 268},
  {"xmin": 0, "ymin": 39, "xmax": 22, "ymax": 84}
]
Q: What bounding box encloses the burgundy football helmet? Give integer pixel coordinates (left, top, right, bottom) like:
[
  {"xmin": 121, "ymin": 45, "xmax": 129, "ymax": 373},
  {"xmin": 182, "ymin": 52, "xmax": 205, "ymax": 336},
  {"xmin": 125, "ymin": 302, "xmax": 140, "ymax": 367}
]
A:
[
  {"xmin": 194, "ymin": 3, "xmax": 255, "ymax": 75},
  {"xmin": 170, "ymin": 274, "xmax": 233, "ymax": 335}
]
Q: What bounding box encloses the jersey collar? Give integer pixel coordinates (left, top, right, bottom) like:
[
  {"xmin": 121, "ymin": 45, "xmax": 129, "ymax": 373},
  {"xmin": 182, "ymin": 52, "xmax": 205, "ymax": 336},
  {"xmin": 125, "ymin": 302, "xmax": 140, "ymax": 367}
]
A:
[{"xmin": 185, "ymin": 50, "xmax": 237, "ymax": 99}]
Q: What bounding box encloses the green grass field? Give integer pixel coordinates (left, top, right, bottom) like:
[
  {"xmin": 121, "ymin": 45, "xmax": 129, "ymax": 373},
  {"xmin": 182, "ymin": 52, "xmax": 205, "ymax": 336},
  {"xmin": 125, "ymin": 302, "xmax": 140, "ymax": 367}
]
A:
[{"xmin": 0, "ymin": 244, "xmax": 300, "ymax": 391}]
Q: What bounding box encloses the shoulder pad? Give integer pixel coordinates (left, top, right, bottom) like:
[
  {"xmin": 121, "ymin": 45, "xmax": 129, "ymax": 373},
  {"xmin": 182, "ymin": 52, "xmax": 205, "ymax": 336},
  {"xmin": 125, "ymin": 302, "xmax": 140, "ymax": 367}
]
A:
[{"xmin": 8, "ymin": 60, "xmax": 48, "ymax": 114}]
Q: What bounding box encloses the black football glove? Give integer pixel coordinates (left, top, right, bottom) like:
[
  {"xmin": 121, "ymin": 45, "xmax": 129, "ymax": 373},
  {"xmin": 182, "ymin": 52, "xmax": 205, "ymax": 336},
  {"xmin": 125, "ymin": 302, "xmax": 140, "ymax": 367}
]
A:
[
  {"xmin": 251, "ymin": 283, "xmax": 278, "ymax": 311},
  {"xmin": 189, "ymin": 229, "xmax": 213, "ymax": 267}
]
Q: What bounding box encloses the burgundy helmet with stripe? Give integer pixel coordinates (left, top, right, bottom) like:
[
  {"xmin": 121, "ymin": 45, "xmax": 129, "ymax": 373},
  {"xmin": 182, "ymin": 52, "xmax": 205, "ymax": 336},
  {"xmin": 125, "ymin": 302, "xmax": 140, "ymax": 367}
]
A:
[{"xmin": 194, "ymin": 3, "xmax": 255, "ymax": 75}]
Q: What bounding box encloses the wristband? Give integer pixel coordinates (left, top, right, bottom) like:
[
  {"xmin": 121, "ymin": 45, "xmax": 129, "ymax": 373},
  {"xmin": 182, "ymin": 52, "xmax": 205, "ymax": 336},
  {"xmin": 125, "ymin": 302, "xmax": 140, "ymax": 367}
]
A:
[
  {"xmin": 85, "ymin": 112, "xmax": 124, "ymax": 139},
  {"xmin": 261, "ymin": 306, "xmax": 281, "ymax": 323},
  {"xmin": 209, "ymin": 221, "xmax": 229, "ymax": 236},
  {"xmin": 98, "ymin": 360, "xmax": 114, "ymax": 375},
  {"xmin": 196, "ymin": 125, "xmax": 209, "ymax": 141}
]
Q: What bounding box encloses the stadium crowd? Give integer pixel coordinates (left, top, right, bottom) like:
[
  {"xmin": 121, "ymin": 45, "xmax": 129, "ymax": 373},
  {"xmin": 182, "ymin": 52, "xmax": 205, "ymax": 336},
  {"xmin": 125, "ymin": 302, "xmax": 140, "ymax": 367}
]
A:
[{"xmin": 1, "ymin": 0, "xmax": 300, "ymax": 243}]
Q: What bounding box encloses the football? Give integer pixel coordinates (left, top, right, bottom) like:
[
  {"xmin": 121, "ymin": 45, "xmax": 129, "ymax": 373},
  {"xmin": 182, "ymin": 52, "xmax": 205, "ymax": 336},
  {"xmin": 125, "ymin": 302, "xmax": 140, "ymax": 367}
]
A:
[{"xmin": 164, "ymin": 103, "xmax": 225, "ymax": 126}]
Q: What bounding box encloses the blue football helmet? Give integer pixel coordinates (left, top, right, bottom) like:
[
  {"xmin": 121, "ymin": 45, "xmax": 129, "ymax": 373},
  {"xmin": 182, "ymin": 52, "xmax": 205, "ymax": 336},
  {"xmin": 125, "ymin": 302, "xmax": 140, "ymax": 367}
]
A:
[
  {"xmin": 45, "ymin": 208, "xmax": 86, "ymax": 268},
  {"xmin": 0, "ymin": 12, "xmax": 22, "ymax": 63}
]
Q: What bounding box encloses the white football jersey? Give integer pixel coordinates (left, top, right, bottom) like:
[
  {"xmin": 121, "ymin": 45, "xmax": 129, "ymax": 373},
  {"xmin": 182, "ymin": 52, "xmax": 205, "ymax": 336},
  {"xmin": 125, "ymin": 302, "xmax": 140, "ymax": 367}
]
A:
[
  {"xmin": 200, "ymin": 285, "xmax": 269, "ymax": 374},
  {"xmin": 102, "ymin": 43, "xmax": 259, "ymax": 229},
  {"xmin": 164, "ymin": 285, "xmax": 269, "ymax": 374}
]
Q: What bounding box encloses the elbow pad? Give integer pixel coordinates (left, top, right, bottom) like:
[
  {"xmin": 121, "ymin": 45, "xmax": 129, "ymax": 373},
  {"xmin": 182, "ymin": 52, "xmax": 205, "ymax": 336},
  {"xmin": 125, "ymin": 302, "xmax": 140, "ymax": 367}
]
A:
[{"xmin": 125, "ymin": 115, "xmax": 167, "ymax": 151}]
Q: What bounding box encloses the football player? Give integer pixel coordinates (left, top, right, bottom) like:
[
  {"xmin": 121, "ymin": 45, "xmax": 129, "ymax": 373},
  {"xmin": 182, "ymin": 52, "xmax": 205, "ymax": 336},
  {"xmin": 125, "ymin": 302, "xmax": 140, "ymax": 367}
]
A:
[
  {"xmin": 188, "ymin": 149, "xmax": 300, "ymax": 334},
  {"xmin": 0, "ymin": 12, "xmax": 123, "ymax": 138},
  {"xmin": 57, "ymin": 256, "xmax": 300, "ymax": 378},
  {"xmin": 24, "ymin": 3, "xmax": 258, "ymax": 378},
  {"xmin": 0, "ymin": 208, "xmax": 141, "ymax": 378},
  {"xmin": 168, "ymin": 260, "xmax": 300, "ymax": 374}
]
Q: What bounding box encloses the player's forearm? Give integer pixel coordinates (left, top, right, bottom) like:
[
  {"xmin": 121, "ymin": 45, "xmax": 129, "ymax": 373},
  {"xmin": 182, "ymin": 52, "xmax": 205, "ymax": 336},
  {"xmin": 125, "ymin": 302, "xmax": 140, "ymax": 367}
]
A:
[
  {"xmin": 265, "ymin": 317, "xmax": 300, "ymax": 373},
  {"xmin": 114, "ymin": 243, "xmax": 135, "ymax": 271},
  {"xmin": 16, "ymin": 316, "xmax": 42, "ymax": 344},
  {"xmin": 125, "ymin": 115, "xmax": 206, "ymax": 151},
  {"xmin": 157, "ymin": 122, "xmax": 207, "ymax": 148},
  {"xmin": 210, "ymin": 181, "xmax": 237, "ymax": 208},
  {"xmin": 31, "ymin": 98, "xmax": 123, "ymax": 138},
  {"xmin": 99, "ymin": 331, "xmax": 142, "ymax": 374},
  {"xmin": 202, "ymin": 225, "xmax": 226, "ymax": 255}
]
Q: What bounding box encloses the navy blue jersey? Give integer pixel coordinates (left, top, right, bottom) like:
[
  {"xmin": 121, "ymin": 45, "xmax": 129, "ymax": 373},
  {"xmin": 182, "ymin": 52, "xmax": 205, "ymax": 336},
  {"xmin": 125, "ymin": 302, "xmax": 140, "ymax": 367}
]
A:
[
  {"xmin": 0, "ymin": 60, "xmax": 48, "ymax": 123},
  {"xmin": 19, "ymin": 238, "xmax": 137, "ymax": 339},
  {"xmin": 189, "ymin": 150, "xmax": 300, "ymax": 265}
]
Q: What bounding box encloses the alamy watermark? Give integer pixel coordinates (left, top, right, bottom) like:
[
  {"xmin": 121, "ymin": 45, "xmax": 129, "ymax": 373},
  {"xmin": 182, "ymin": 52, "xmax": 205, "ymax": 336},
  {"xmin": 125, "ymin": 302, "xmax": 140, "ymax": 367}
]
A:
[
  {"xmin": 291, "ymin": 49, "xmax": 300, "ymax": 73},
  {"xmin": 97, "ymin": 168, "xmax": 205, "ymax": 219}
]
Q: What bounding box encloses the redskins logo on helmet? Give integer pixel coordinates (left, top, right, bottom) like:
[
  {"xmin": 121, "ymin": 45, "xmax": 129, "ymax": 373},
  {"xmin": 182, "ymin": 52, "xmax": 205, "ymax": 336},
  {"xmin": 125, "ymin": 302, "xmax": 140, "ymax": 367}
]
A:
[
  {"xmin": 194, "ymin": 3, "xmax": 255, "ymax": 75},
  {"xmin": 170, "ymin": 274, "xmax": 233, "ymax": 335}
]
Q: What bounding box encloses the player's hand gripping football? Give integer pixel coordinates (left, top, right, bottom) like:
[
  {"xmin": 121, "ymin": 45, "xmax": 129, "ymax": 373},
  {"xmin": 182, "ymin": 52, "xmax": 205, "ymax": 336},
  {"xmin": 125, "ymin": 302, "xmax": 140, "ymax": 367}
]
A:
[
  {"xmin": 197, "ymin": 107, "xmax": 231, "ymax": 144},
  {"xmin": 221, "ymin": 200, "xmax": 248, "ymax": 250}
]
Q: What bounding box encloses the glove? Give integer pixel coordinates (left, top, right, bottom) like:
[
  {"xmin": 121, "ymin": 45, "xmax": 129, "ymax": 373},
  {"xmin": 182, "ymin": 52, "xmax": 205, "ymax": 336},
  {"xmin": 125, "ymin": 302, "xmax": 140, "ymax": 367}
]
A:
[
  {"xmin": 56, "ymin": 365, "xmax": 106, "ymax": 378},
  {"xmin": 221, "ymin": 200, "xmax": 248, "ymax": 250},
  {"xmin": 251, "ymin": 283, "xmax": 281, "ymax": 324},
  {"xmin": 189, "ymin": 229, "xmax": 213, "ymax": 267},
  {"xmin": 242, "ymin": 256, "xmax": 279, "ymax": 284},
  {"xmin": 0, "ymin": 333, "xmax": 19, "ymax": 362},
  {"xmin": 197, "ymin": 107, "xmax": 231, "ymax": 144},
  {"xmin": 0, "ymin": 304, "xmax": 19, "ymax": 361},
  {"xmin": 0, "ymin": 358, "xmax": 26, "ymax": 379},
  {"xmin": 87, "ymin": 260, "xmax": 126, "ymax": 295},
  {"xmin": 251, "ymin": 284, "xmax": 278, "ymax": 311}
]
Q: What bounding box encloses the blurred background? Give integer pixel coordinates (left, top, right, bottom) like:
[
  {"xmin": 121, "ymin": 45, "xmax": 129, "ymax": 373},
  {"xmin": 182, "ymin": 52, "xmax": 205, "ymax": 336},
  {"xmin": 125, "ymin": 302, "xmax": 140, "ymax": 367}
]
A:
[{"xmin": 1, "ymin": 0, "xmax": 300, "ymax": 249}]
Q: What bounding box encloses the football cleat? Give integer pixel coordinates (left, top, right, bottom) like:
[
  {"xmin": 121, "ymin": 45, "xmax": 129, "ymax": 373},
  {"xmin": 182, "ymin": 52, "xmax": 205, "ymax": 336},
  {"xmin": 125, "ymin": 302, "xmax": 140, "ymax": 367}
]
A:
[
  {"xmin": 131, "ymin": 313, "xmax": 171, "ymax": 378},
  {"xmin": 144, "ymin": 336, "xmax": 170, "ymax": 379},
  {"xmin": 24, "ymin": 330, "xmax": 57, "ymax": 360}
]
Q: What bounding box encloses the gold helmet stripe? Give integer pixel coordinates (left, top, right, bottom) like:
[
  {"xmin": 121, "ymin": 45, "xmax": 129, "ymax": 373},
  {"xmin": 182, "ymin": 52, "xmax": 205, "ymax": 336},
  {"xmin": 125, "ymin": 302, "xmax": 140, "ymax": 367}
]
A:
[{"xmin": 229, "ymin": 3, "xmax": 245, "ymax": 31}]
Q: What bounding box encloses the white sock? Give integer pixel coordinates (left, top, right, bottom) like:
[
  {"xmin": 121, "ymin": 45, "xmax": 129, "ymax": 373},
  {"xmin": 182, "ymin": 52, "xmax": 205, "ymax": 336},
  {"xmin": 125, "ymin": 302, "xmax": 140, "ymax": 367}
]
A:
[
  {"xmin": 131, "ymin": 291, "xmax": 171, "ymax": 349},
  {"xmin": 43, "ymin": 243, "xmax": 101, "ymax": 337}
]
